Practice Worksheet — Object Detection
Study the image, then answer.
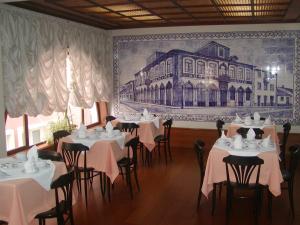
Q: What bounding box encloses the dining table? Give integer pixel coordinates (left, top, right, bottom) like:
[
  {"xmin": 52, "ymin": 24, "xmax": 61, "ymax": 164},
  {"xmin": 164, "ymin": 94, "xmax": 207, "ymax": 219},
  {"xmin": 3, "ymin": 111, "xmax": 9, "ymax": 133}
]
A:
[
  {"xmin": 112, "ymin": 116, "xmax": 164, "ymax": 152},
  {"xmin": 57, "ymin": 129, "xmax": 133, "ymax": 183},
  {"xmin": 201, "ymin": 135, "xmax": 283, "ymax": 199},
  {"xmin": 0, "ymin": 158, "xmax": 67, "ymax": 225}
]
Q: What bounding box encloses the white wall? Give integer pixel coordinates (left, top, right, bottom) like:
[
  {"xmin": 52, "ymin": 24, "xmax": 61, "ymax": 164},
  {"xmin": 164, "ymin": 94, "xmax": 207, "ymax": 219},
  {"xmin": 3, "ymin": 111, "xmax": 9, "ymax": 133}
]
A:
[{"xmin": 111, "ymin": 23, "xmax": 300, "ymax": 133}]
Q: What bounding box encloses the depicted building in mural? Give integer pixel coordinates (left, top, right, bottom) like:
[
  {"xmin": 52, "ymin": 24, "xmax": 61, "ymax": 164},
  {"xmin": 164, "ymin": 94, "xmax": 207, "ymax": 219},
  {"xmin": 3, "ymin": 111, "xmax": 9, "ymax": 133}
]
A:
[
  {"xmin": 277, "ymin": 85, "xmax": 293, "ymax": 106},
  {"xmin": 120, "ymin": 41, "xmax": 282, "ymax": 108}
]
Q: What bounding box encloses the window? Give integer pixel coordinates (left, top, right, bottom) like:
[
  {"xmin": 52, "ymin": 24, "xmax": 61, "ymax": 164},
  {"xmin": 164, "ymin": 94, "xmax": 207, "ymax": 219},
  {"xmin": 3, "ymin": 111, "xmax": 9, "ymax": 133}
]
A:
[
  {"xmin": 209, "ymin": 62, "xmax": 217, "ymax": 77},
  {"xmin": 237, "ymin": 68, "xmax": 244, "ymax": 80},
  {"xmin": 245, "ymin": 69, "xmax": 251, "ymax": 81},
  {"xmin": 183, "ymin": 58, "xmax": 194, "ymax": 74},
  {"xmin": 5, "ymin": 115, "xmax": 25, "ymax": 151},
  {"xmin": 160, "ymin": 62, "xmax": 165, "ymax": 76},
  {"xmin": 257, "ymin": 82, "xmax": 261, "ymax": 90},
  {"xmin": 257, "ymin": 71, "xmax": 262, "ymax": 78},
  {"xmin": 166, "ymin": 58, "xmax": 172, "ymax": 74},
  {"xmin": 270, "ymin": 84, "xmax": 274, "ymax": 91},
  {"xmin": 229, "ymin": 87, "xmax": 235, "ymax": 100},
  {"xmin": 5, "ymin": 102, "xmax": 102, "ymax": 152},
  {"xmin": 229, "ymin": 66, "xmax": 235, "ymax": 79},
  {"xmin": 196, "ymin": 61, "xmax": 205, "ymax": 75},
  {"xmin": 264, "ymin": 82, "xmax": 268, "ymax": 90},
  {"xmin": 218, "ymin": 47, "xmax": 224, "ymax": 58},
  {"xmin": 280, "ymin": 96, "xmax": 284, "ymax": 101}
]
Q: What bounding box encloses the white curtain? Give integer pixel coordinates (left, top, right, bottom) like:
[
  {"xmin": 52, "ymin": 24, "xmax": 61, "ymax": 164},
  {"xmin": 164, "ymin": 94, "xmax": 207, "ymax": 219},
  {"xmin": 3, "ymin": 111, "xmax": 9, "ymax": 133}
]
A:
[{"xmin": 0, "ymin": 5, "xmax": 111, "ymax": 117}]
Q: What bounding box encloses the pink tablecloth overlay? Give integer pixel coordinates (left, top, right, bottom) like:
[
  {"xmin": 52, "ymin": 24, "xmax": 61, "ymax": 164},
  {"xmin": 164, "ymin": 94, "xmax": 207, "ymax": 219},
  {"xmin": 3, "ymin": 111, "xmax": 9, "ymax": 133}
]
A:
[
  {"xmin": 227, "ymin": 123, "xmax": 279, "ymax": 144},
  {"xmin": 112, "ymin": 119, "xmax": 164, "ymax": 152},
  {"xmin": 0, "ymin": 162, "xmax": 67, "ymax": 225},
  {"xmin": 201, "ymin": 147, "xmax": 283, "ymax": 198},
  {"xmin": 57, "ymin": 133, "xmax": 133, "ymax": 183}
]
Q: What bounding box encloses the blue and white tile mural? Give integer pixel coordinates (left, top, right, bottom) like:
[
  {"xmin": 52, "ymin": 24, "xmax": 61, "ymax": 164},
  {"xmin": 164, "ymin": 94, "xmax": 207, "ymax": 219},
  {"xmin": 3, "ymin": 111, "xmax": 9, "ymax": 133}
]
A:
[{"xmin": 113, "ymin": 31, "xmax": 300, "ymax": 124}]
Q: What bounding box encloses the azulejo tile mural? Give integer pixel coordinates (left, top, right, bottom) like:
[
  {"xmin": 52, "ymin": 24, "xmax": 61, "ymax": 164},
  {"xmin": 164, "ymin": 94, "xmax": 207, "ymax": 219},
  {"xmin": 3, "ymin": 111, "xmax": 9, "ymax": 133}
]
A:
[{"xmin": 113, "ymin": 30, "xmax": 300, "ymax": 124}]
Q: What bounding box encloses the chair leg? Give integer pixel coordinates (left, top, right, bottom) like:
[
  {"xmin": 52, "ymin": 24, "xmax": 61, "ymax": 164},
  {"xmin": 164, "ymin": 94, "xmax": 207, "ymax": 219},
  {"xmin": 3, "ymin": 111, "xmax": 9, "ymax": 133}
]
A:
[
  {"xmin": 163, "ymin": 141, "xmax": 168, "ymax": 165},
  {"xmin": 167, "ymin": 140, "xmax": 172, "ymax": 161},
  {"xmin": 225, "ymin": 186, "xmax": 232, "ymax": 225},
  {"xmin": 38, "ymin": 218, "xmax": 43, "ymax": 225},
  {"xmin": 133, "ymin": 167, "xmax": 140, "ymax": 192},
  {"xmin": 218, "ymin": 183, "xmax": 222, "ymax": 199},
  {"xmin": 211, "ymin": 183, "xmax": 217, "ymax": 215},
  {"xmin": 100, "ymin": 172, "xmax": 106, "ymax": 197},
  {"xmin": 107, "ymin": 176, "xmax": 111, "ymax": 202},
  {"xmin": 126, "ymin": 166, "xmax": 133, "ymax": 199},
  {"xmin": 84, "ymin": 171, "xmax": 88, "ymax": 208},
  {"xmin": 268, "ymin": 190, "xmax": 272, "ymax": 219},
  {"xmin": 288, "ymin": 180, "xmax": 295, "ymax": 218},
  {"xmin": 197, "ymin": 176, "xmax": 204, "ymax": 209},
  {"xmin": 76, "ymin": 171, "xmax": 81, "ymax": 193},
  {"xmin": 158, "ymin": 142, "xmax": 161, "ymax": 161}
]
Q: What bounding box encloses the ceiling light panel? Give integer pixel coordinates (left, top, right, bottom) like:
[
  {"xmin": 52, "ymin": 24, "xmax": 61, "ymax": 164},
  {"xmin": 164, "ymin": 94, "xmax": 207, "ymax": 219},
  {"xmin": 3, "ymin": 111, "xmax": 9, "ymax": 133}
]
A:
[
  {"xmin": 120, "ymin": 10, "xmax": 151, "ymax": 17},
  {"xmin": 219, "ymin": 5, "xmax": 251, "ymax": 11},
  {"xmin": 77, "ymin": 7, "xmax": 109, "ymax": 13},
  {"xmin": 139, "ymin": 1, "xmax": 176, "ymax": 8},
  {"xmin": 215, "ymin": 0, "xmax": 251, "ymax": 4},
  {"xmin": 254, "ymin": 0, "xmax": 290, "ymax": 3},
  {"xmin": 132, "ymin": 15, "xmax": 161, "ymax": 20},
  {"xmin": 184, "ymin": 7, "xmax": 218, "ymax": 13},
  {"xmin": 223, "ymin": 11, "xmax": 252, "ymax": 16},
  {"xmin": 177, "ymin": 0, "xmax": 214, "ymax": 6},
  {"xmin": 105, "ymin": 4, "xmax": 141, "ymax": 11}
]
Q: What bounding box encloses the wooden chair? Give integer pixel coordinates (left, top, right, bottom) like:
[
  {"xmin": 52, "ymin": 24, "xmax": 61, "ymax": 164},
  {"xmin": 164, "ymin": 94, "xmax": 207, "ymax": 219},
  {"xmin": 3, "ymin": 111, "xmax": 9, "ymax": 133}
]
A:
[
  {"xmin": 38, "ymin": 150, "xmax": 64, "ymax": 162},
  {"xmin": 106, "ymin": 115, "xmax": 116, "ymax": 123},
  {"xmin": 154, "ymin": 119, "xmax": 173, "ymax": 165},
  {"xmin": 116, "ymin": 122, "xmax": 139, "ymax": 136},
  {"xmin": 236, "ymin": 127, "xmax": 264, "ymax": 139},
  {"xmin": 53, "ymin": 130, "xmax": 70, "ymax": 151},
  {"xmin": 268, "ymin": 144, "xmax": 300, "ymax": 219},
  {"xmin": 280, "ymin": 122, "xmax": 291, "ymax": 169},
  {"xmin": 35, "ymin": 170, "xmax": 75, "ymax": 225},
  {"xmin": 216, "ymin": 120, "xmax": 225, "ymax": 138},
  {"xmin": 61, "ymin": 142, "xmax": 97, "ymax": 208},
  {"xmin": 223, "ymin": 155, "xmax": 264, "ymax": 225}
]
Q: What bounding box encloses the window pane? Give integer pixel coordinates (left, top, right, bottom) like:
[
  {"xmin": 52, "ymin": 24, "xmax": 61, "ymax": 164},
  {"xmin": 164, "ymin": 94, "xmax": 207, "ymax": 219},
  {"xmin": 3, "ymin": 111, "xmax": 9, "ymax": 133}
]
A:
[
  {"xmin": 68, "ymin": 105, "xmax": 82, "ymax": 128},
  {"xmin": 28, "ymin": 112, "xmax": 65, "ymax": 145},
  {"xmin": 84, "ymin": 103, "xmax": 98, "ymax": 125},
  {"xmin": 5, "ymin": 115, "xmax": 25, "ymax": 151}
]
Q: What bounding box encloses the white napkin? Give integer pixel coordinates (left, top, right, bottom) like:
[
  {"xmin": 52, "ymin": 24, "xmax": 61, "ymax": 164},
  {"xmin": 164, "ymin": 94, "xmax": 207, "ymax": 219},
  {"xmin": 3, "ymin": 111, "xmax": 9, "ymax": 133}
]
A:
[
  {"xmin": 234, "ymin": 113, "xmax": 242, "ymax": 122},
  {"xmin": 27, "ymin": 145, "xmax": 38, "ymax": 162},
  {"xmin": 244, "ymin": 116, "xmax": 252, "ymax": 125},
  {"xmin": 78, "ymin": 123, "xmax": 87, "ymax": 138},
  {"xmin": 246, "ymin": 128, "xmax": 256, "ymax": 141},
  {"xmin": 221, "ymin": 130, "xmax": 227, "ymax": 139},
  {"xmin": 253, "ymin": 112, "xmax": 260, "ymax": 121},
  {"xmin": 105, "ymin": 121, "xmax": 114, "ymax": 135},
  {"xmin": 233, "ymin": 135, "xmax": 243, "ymax": 149},
  {"xmin": 143, "ymin": 108, "xmax": 149, "ymax": 116},
  {"xmin": 153, "ymin": 117, "xmax": 160, "ymax": 128},
  {"xmin": 264, "ymin": 115, "xmax": 272, "ymax": 125},
  {"xmin": 262, "ymin": 135, "xmax": 271, "ymax": 147}
]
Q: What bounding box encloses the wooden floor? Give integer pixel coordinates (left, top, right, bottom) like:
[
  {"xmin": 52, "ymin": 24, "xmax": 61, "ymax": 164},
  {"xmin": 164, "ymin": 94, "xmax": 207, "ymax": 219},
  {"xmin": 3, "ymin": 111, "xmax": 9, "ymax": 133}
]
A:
[{"xmin": 48, "ymin": 147, "xmax": 299, "ymax": 225}]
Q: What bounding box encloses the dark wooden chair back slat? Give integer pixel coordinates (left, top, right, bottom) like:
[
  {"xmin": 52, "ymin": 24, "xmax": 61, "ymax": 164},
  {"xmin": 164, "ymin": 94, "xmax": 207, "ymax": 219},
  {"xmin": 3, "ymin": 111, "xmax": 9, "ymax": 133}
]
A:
[
  {"xmin": 223, "ymin": 155, "xmax": 264, "ymax": 187},
  {"xmin": 38, "ymin": 150, "xmax": 64, "ymax": 162},
  {"xmin": 288, "ymin": 144, "xmax": 300, "ymax": 180},
  {"xmin": 53, "ymin": 130, "xmax": 70, "ymax": 151},
  {"xmin": 61, "ymin": 142, "xmax": 89, "ymax": 169},
  {"xmin": 117, "ymin": 122, "xmax": 139, "ymax": 136},
  {"xmin": 163, "ymin": 119, "xmax": 173, "ymax": 140},
  {"xmin": 216, "ymin": 120, "xmax": 225, "ymax": 138},
  {"xmin": 236, "ymin": 127, "xmax": 264, "ymax": 139},
  {"xmin": 194, "ymin": 139, "xmax": 205, "ymax": 178},
  {"xmin": 125, "ymin": 136, "xmax": 140, "ymax": 165},
  {"xmin": 106, "ymin": 115, "xmax": 116, "ymax": 123},
  {"xmin": 280, "ymin": 122, "xmax": 292, "ymax": 169}
]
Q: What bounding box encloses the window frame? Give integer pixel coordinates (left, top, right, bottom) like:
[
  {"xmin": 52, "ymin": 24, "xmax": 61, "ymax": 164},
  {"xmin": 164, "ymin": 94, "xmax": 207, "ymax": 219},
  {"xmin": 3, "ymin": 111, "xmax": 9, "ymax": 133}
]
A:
[{"xmin": 6, "ymin": 102, "xmax": 102, "ymax": 155}]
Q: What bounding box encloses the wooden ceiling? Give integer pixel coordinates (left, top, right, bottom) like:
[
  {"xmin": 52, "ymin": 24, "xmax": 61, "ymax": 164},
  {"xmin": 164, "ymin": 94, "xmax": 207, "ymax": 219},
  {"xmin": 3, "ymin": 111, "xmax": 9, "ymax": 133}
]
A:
[{"xmin": 9, "ymin": 0, "xmax": 300, "ymax": 30}]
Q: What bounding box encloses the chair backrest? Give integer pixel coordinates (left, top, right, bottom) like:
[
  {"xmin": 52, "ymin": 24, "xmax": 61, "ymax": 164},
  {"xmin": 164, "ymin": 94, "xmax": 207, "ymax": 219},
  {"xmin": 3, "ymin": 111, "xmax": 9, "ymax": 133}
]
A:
[
  {"xmin": 236, "ymin": 127, "xmax": 264, "ymax": 139},
  {"xmin": 163, "ymin": 119, "xmax": 173, "ymax": 140},
  {"xmin": 51, "ymin": 170, "xmax": 75, "ymax": 224},
  {"xmin": 216, "ymin": 120, "xmax": 225, "ymax": 138},
  {"xmin": 288, "ymin": 144, "xmax": 300, "ymax": 181},
  {"xmin": 106, "ymin": 115, "xmax": 116, "ymax": 123},
  {"xmin": 194, "ymin": 139, "xmax": 205, "ymax": 178},
  {"xmin": 125, "ymin": 136, "xmax": 140, "ymax": 165},
  {"xmin": 38, "ymin": 150, "xmax": 64, "ymax": 162},
  {"xmin": 61, "ymin": 142, "xmax": 89, "ymax": 169},
  {"xmin": 223, "ymin": 155, "xmax": 264, "ymax": 187},
  {"xmin": 280, "ymin": 122, "xmax": 291, "ymax": 165},
  {"xmin": 53, "ymin": 130, "xmax": 70, "ymax": 151},
  {"xmin": 117, "ymin": 122, "xmax": 139, "ymax": 136}
]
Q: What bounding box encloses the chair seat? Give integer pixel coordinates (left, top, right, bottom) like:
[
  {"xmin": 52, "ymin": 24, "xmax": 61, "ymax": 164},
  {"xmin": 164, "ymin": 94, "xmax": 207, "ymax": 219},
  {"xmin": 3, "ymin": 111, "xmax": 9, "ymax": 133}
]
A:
[
  {"xmin": 35, "ymin": 200, "xmax": 67, "ymax": 219},
  {"xmin": 281, "ymin": 169, "xmax": 291, "ymax": 181},
  {"xmin": 154, "ymin": 135, "xmax": 167, "ymax": 142},
  {"xmin": 117, "ymin": 158, "xmax": 133, "ymax": 167}
]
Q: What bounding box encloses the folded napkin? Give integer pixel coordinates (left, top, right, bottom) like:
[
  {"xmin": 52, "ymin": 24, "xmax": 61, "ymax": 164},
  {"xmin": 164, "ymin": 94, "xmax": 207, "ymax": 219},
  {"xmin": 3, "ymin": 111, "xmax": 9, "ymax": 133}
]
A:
[
  {"xmin": 244, "ymin": 116, "xmax": 252, "ymax": 125},
  {"xmin": 233, "ymin": 135, "xmax": 243, "ymax": 149},
  {"xmin": 264, "ymin": 115, "xmax": 272, "ymax": 125},
  {"xmin": 253, "ymin": 112, "xmax": 260, "ymax": 121},
  {"xmin": 143, "ymin": 108, "xmax": 149, "ymax": 116},
  {"xmin": 27, "ymin": 145, "xmax": 38, "ymax": 162},
  {"xmin": 234, "ymin": 113, "xmax": 242, "ymax": 122},
  {"xmin": 78, "ymin": 123, "xmax": 87, "ymax": 138},
  {"xmin": 262, "ymin": 135, "xmax": 271, "ymax": 147},
  {"xmin": 153, "ymin": 117, "xmax": 160, "ymax": 128},
  {"xmin": 247, "ymin": 128, "xmax": 256, "ymax": 141},
  {"xmin": 221, "ymin": 130, "xmax": 227, "ymax": 139},
  {"xmin": 105, "ymin": 121, "xmax": 114, "ymax": 135}
]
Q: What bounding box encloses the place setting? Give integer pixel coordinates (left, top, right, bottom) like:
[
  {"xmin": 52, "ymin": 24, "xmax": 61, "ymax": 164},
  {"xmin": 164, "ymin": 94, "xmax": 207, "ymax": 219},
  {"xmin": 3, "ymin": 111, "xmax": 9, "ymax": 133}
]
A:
[{"xmin": 232, "ymin": 112, "xmax": 274, "ymax": 128}]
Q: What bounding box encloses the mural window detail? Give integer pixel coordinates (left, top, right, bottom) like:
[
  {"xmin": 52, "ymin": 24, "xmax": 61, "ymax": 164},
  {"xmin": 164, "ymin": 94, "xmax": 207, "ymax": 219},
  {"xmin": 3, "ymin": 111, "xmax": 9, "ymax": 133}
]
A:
[
  {"xmin": 257, "ymin": 95, "xmax": 261, "ymax": 106},
  {"xmin": 270, "ymin": 84, "xmax": 274, "ymax": 91},
  {"xmin": 160, "ymin": 83, "xmax": 165, "ymax": 105},
  {"xmin": 160, "ymin": 62, "xmax": 165, "ymax": 77},
  {"xmin": 229, "ymin": 86, "xmax": 236, "ymax": 100},
  {"xmin": 155, "ymin": 65, "xmax": 159, "ymax": 78},
  {"xmin": 208, "ymin": 84, "xmax": 217, "ymax": 106},
  {"xmin": 197, "ymin": 83, "xmax": 206, "ymax": 106},
  {"xmin": 218, "ymin": 47, "xmax": 224, "ymax": 58},
  {"xmin": 264, "ymin": 95, "xmax": 267, "ymax": 106},
  {"xmin": 257, "ymin": 71, "xmax": 262, "ymax": 78},
  {"xmin": 237, "ymin": 87, "xmax": 244, "ymax": 106},
  {"xmin": 184, "ymin": 82, "xmax": 193, "ymax": 106},
  {"xmin": 229, "ymin": 66, "xmax": 235, "ymax": 79},
  {"xmin": 246, "ymin": 69, "xmax": 251, "ymax": 81},
  {"xmin": 196, "ymin": 61, "xmax": 205, "ymax": 75},
  {"xmin": 257, "ymin": 82, "xmax": 261, "ymax": 90},
  {"xmin": 270, "ymin": 96, "xmax": 274, "ymax": 106},
  {"xmin": 209, "ymin": 62, "xmax": 217, "ymax": 77},
  {"xmin": 183, "ymin": 57, "xmax": 194, "ymax": 74},
  {"xmin": 264, "ymin": 82, "xmax": 268, "ymax": 90},
  {"xmin": 246, "ymin": 88, "xmax": 251, "ymax": 101},
  {"xmin": 166, "ymin": 82, "xmax": 172, "ymax": 106},
  {"xmin": 237, "ymin": 68, "xmax": 244, "ymax": 80},
  {"xmin": 219, "ymin": 64, "xmax": 227, "ymax": 76},
  {"xmin": 166, "ymin": 58, "xmax": 172, "ymax": 74}
]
